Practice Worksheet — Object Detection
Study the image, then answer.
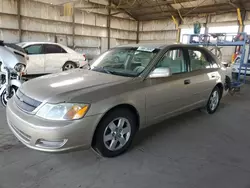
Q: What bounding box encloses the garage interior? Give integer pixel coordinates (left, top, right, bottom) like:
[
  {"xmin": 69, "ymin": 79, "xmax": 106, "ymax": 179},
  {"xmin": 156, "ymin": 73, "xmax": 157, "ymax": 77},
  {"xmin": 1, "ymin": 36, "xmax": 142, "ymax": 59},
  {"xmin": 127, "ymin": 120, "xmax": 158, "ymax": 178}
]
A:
[{"xmin": 1, "ymin": 0, "xmax": 250, "ymax": 187}]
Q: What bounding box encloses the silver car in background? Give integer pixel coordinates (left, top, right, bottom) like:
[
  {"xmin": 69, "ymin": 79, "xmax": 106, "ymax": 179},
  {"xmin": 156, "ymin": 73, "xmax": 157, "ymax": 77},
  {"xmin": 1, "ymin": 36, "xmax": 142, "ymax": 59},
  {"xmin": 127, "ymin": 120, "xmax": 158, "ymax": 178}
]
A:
[{"xmin": 6, "ymin": 44, "xmax": 231, "ymax": 157}]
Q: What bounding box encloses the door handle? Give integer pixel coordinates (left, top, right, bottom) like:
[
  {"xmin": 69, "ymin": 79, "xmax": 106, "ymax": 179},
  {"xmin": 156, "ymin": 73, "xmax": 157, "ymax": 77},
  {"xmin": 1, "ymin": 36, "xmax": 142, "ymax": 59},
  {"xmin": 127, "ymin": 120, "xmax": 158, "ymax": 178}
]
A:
[{"xmin": 184, "ymin": 79, "xmax": 191, "ymax": 85}]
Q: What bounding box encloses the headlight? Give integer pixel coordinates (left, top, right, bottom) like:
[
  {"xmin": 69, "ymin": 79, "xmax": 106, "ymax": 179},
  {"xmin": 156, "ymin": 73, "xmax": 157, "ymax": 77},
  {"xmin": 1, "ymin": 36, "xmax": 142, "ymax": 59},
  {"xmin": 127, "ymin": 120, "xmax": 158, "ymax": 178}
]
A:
[
  {"xmin": 14, "ymin": 63, "xmax": 26, "ymax": 73},
  {"xmin": 36, "ymin": 103, "xmax": 89, "ymax": 121}
]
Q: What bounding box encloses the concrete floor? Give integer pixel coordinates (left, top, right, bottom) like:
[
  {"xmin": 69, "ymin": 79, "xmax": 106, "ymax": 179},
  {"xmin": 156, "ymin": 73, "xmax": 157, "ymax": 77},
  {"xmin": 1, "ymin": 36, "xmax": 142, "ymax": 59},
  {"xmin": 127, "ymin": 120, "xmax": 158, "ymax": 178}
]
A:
[{"xmin": 1, "ymin": 87, "xmax": 250, "ymax": 188}]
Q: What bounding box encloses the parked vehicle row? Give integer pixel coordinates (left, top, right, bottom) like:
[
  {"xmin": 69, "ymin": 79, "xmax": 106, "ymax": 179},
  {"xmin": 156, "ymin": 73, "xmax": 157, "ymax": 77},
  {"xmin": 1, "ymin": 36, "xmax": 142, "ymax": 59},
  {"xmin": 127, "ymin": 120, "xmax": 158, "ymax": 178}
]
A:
[
  {"xmin": 6, "ymin": 43, "xmax": 232, "ymax": 157},
  {"xmin": 0, "ymin": 41, "xmax": 27, "ymax": 106}
]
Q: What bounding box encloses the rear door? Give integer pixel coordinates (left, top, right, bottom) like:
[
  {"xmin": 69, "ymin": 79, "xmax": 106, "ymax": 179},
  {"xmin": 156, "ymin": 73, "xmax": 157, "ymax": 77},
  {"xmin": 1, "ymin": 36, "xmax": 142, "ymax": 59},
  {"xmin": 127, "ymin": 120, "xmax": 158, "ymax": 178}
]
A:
[
  {"xmin": 24, "ymin": 44, "xmax": 45, "ymax": 74},
  {"xmin": 184, "ymin": 47, "xmax": 220, "ymax": 101},
  {"xmin": 44, "ymin": 44, "xmax": 69, "ymax": 73}
]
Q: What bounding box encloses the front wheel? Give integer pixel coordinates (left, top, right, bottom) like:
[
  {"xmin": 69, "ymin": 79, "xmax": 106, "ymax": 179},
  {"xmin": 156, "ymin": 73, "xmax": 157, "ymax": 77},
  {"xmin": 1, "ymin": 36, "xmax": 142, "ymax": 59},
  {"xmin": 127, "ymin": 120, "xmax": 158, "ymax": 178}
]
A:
[
  {"xmin": 93, "ymin": 108, "xmax": 137, "ymax": 157},
  {"xmin": 1, "ymin": 86, "xmax": 17, "ymax": 107}
]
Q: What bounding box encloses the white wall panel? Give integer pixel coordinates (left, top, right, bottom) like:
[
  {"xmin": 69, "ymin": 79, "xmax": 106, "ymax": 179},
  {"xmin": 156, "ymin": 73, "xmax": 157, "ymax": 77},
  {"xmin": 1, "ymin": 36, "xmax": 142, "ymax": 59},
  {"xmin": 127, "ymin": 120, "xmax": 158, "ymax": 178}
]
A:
[
  {"xmin": 0, "ymin": 0, "xmax": 17, "ymax": 14},
  {"xmin": 110, "ymin": 29, "xmax": 136, "ymax": 40},
  {"xmin": 211, "ymin": 12, "xmax": 238, "ymax": 23},
  {"xmin": 140, "ymin": 19, "xmax": 175, "ymax": 31},
  {"xmin": 96, "ymin": 14, "xmax": 107, "ymax": 27},
  {"xmin": 182, "ymin": 16, "xmax": 207, "ymax": 24},
  {"xmin": 139, "ymin": 30, "xmax": 177, "ymax": 41},
  {"xmin": 74, "ymin": 36, "xmax": 100, "ymax": 47},
  {"xmin": 21, "ymin": 17, "xmax": 72, "ymax": 34},
  {"xmin": 21, "ymin": 31, "xmax": 55, "ymax": 42},
  {"xmin": 111, "ymin": 17, "xmax": 137, "ymax": 31},
  {"xmin": 75, "ymin": 25, "xmax": 107, "ymax": 37},
  {"xmin": 0, "ymin": 29, "xmax": 19, "ymax": 42},
  {"xmin": 0, "ymin": 14, "xmax": 18, "ymax": 29},
  {"xmin": 21, "ymin": 0, "xmax": 72, "ymax": 22}
]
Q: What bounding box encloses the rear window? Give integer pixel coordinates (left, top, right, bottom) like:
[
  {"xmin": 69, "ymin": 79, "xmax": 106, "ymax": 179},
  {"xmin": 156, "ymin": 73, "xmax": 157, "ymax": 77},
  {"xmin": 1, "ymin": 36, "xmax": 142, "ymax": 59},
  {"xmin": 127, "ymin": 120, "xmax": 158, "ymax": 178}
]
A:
[{"xmin": 5, "ymin": 43, "xmax": 26, "ymax": 54}]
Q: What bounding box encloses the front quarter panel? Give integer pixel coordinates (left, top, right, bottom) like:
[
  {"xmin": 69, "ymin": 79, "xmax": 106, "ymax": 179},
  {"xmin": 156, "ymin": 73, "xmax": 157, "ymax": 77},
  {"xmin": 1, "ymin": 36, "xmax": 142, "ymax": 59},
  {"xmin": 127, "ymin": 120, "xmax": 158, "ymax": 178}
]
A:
[{"xmin": 80, "ymin": 79, "xmax": 147, "ymax": 129}]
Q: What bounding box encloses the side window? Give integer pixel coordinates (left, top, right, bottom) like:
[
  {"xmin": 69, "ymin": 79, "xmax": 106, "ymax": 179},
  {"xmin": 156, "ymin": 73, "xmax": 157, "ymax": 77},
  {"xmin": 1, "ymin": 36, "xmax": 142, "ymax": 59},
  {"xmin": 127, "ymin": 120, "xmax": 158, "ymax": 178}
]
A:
[
  {"xmin": 156, "ymin": 49, "xmax": 186, "ymax": 74},
  {"xmin": 189, "ymin": 49, "xmax": 212, "ymax": 71},
  {"xmin": 24, "ymin": 45, "xmax": 43, "ymax": 55},
  {"xmin": 44, "ymin": 44, "xmax": 66, "ymax": 54}
]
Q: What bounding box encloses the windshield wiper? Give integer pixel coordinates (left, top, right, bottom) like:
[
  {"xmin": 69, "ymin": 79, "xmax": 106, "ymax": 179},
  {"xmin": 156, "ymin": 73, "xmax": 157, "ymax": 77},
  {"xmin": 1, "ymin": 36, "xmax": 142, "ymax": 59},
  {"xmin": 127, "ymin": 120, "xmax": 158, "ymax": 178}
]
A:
[{"xmin": 91, "ymin": 66, "xmax": 112, "ymax": 74}]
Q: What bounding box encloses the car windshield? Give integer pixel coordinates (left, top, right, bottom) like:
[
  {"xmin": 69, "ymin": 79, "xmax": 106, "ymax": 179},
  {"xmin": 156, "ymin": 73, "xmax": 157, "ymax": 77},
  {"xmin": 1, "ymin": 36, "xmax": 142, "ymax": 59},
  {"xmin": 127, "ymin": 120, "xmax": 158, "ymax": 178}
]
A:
[{"xmin": 89, "ymin": 47, "xmax": 160, "ymax": 77}]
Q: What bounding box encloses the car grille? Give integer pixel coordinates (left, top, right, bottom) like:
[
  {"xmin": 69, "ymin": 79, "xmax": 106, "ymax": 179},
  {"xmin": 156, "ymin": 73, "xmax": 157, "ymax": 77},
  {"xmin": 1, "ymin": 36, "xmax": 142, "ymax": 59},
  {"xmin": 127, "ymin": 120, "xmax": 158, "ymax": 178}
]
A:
[{"xmin": 15, "ymin": 90, "xmax": 42, "ymax": 112}]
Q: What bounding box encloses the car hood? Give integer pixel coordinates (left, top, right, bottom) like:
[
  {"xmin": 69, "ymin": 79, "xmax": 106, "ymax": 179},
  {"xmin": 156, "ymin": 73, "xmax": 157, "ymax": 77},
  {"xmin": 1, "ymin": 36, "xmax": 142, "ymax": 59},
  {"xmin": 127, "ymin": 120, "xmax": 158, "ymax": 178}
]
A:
[{"xmin": 20, "ymin": 69, "xmax": 131, "ymax": 103}]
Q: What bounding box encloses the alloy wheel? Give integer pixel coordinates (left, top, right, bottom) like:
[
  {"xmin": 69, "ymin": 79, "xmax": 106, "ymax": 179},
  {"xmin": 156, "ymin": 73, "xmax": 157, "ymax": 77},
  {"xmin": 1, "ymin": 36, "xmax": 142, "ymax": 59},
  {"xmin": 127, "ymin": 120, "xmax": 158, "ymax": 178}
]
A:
[
  {"xmin": 64, "ymin": 63, "xmax": 75, "ymax": 70},
  {"xmin": 103, "ymin": 117, "xmax": 131, "ymax": 151},
  {"xmin": 209, "ymin": 90, "xmax": 219, "ymax": 111}
]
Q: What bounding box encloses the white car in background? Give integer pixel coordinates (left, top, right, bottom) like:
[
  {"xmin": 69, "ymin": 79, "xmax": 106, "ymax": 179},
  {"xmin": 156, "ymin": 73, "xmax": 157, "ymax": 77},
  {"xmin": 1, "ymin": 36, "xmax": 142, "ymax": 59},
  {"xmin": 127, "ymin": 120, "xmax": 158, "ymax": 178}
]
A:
[{"xmin": 17, "ymin": 42, "xmax": 87, "ymax": 75}]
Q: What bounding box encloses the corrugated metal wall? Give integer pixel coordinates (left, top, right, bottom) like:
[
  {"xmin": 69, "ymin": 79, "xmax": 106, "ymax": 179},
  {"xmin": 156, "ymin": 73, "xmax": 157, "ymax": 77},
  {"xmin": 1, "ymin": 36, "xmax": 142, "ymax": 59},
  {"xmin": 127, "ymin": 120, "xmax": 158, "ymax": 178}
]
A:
[
  {"xmin": 0, "ymin": 0, "xmax": 137, "ymax": 59},
  {"xmin": 139, "ymin": 19, "xmax": 177, "ymax": 44}
]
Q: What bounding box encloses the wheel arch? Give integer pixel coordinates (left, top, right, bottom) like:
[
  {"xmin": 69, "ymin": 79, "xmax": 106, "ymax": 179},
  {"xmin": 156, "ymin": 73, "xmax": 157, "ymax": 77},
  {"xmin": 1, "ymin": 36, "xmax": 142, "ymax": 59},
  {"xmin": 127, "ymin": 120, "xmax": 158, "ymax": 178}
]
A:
[
  {"xmin": 215, "ymin": 82, "xmax": 224, "ymax": 98},
  {"xmin": 91, "ymin": 103, "xmax": 140, "ymax": 147}
]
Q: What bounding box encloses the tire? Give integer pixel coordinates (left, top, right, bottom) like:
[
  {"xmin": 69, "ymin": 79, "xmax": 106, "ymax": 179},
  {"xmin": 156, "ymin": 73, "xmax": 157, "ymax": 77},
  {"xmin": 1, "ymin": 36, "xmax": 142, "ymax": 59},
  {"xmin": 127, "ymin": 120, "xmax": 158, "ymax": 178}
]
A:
[
  {"xmin": 62, "ymin": 62, "xmax": 77, "ymax": 71},
  {"xmin": 232, "ymin": 72, "xmax": 239, "ymax": 81},
  {"xmin": 205, "ymin": 86, "xmax": 221, "ymax": 114},
  {"xmin": 93, "ymin": 108, "xmax": 137, "ymax": 158},
  {"xmin": 1, "ymin": 86, "xmax": 18, "ymax": 107}
]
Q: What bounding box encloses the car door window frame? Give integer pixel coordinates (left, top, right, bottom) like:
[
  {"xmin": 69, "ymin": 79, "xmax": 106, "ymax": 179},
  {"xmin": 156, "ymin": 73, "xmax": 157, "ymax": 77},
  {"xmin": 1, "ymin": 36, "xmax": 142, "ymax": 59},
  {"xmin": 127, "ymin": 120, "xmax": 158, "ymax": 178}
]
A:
[
  {"xmin": 184, "ymin": 47, "xmax": 220, "ymax": 72},
  {"xmin": 24, "ymin": 44, "xmax": 45, "ymax": 55},
  {"xmin": 146, "ymin": 47, "xmax": 189, "ymax": 77},
  {"xmin": 44, "ymin": 44, "xmax": 67, "ymax": 54}
]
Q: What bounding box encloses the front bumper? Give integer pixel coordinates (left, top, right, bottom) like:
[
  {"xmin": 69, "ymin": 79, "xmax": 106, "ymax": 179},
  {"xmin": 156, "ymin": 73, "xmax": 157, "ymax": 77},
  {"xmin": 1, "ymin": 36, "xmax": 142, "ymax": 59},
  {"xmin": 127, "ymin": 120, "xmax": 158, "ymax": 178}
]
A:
[
  {"xmin": 6, "ymin": 98, "xmax": 103, "ymax": 152},
  {"xmin": 79, "ymin": 60, "xmax": 88, "ymax": 68}
]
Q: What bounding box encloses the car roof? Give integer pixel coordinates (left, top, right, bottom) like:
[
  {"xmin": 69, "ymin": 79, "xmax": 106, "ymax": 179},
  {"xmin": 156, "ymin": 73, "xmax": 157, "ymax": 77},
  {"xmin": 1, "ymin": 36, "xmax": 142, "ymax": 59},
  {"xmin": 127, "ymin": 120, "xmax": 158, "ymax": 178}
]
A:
[
  {"xmin": 114, "ymin": 43, "xmax": 205, "ymax": 50},
  {"xmin": 115, "ymin": 43, "xmax": 168, "ymax": 49},
  {"xmin": 18, "ymin": 42, "xmax": 64, "ymax": 46}
]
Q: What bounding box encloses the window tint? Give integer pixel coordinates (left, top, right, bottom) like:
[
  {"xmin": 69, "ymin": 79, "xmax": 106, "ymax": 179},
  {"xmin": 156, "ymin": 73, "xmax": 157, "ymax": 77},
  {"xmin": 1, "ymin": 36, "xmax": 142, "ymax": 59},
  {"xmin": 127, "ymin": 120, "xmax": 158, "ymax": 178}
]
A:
[
  {"xmin": 44, "ymin": 44, "xmax": 66, "ymax": 54},
  {"xmin": 24, "ymin": 45, "xmax": 43, "ymax": 55},
  {"xmin": 189, "ymin": 49, "xmax": 212, "ymax": 71},
  {"xmin": 156, "ymin": 49, "xmax": 186, "ymax": 74}
]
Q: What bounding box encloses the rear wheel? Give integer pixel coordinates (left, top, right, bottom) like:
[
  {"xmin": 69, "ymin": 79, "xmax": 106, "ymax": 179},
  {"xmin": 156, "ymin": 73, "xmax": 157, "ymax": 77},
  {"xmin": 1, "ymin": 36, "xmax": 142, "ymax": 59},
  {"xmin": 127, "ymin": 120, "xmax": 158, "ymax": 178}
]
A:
[
  {"xmin": 206, "ymin": 86, "xmax": 221, "ymax": 114},
  {"xmin": 62, "ymin": 62, "xmax": 77, "ymax": 71},
  {"xmin": 93, "ymin": 108, "xmax": 137, "ymax": 157}
]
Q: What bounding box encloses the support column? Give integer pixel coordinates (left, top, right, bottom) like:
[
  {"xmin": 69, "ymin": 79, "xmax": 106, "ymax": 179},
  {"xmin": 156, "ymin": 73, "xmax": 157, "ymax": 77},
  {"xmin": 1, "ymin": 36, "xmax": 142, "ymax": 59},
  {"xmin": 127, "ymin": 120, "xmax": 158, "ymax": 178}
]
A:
[
  {"xmin": 204, "ymin": 14, "xmax": 211, "ymax": 35},
  {"xmin": 72, "ymin": 6, "xmax": 75, "ymax": 48},
  {"xmin": 17, "ymin": 0, "xmax": 21, "ymax": 42},
  {"xmin": 107, "ymin": 0, "xmax": 111, "ymax": 49},
  {"xmin": 204, "ymin": 14, "xmax": 211, "ymax": 43},
  {"xmin": 136, "ymin": 21, "xmax": 139, "ymax": 43}
]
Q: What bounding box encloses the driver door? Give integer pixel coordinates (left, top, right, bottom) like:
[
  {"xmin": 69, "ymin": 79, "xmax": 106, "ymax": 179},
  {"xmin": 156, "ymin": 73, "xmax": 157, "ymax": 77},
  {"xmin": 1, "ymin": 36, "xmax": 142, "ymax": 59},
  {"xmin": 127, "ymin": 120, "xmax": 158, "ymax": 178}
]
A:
[{"xmin": 145, "ymin": 48, "xmax": 197, "ymax": 125}]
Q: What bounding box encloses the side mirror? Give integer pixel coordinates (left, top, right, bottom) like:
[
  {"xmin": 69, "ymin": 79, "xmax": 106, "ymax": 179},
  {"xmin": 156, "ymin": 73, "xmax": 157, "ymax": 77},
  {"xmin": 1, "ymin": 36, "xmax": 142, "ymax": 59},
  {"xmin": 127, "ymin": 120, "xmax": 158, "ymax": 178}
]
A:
[{"xmin": 149, "ymin": 67, "xmax": 172, "ymax": 78}]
